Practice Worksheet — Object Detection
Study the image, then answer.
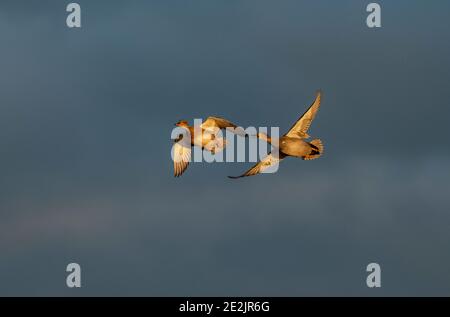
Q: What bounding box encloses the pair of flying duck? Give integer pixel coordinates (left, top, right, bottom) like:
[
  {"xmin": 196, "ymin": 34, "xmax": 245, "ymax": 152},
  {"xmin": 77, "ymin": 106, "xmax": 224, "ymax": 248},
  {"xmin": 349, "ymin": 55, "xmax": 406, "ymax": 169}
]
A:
[{"xmin": 172, "ymin": 91, "xmax": 324, "ymax": 178}]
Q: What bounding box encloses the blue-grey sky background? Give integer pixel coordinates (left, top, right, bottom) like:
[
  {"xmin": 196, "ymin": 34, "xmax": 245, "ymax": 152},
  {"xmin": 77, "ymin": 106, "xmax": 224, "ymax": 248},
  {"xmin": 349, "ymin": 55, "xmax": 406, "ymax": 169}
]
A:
[{"xmin": 1, "ymin": 0, "xmax": 450, "ymax": 296}]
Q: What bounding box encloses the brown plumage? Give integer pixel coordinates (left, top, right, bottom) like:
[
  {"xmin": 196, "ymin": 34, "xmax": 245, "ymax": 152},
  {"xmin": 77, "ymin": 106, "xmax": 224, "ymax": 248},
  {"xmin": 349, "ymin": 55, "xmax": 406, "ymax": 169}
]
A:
[
  {"xmin": 229, "ymin": 91, "xmax": 324, "ymax": 179},
  {"xmin": 172, "ymin": 116, "xmax": 246, "ymax": 177}
]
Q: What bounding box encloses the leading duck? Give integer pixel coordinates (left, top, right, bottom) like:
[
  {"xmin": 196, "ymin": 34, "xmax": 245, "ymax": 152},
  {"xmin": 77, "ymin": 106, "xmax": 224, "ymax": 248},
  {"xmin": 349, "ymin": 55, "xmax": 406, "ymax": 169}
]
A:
[
  {"xmin": 172, "ymin": 116, "xmax": 246, "ymax": 177},
  {"xmin": 229, "ymin": 91, "xmax": 324, "ymax": 178}
]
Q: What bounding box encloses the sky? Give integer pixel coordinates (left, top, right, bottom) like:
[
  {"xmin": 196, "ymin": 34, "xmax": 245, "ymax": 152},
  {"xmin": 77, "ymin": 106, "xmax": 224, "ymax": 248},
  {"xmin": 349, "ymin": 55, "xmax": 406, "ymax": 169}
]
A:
[{"xmin": 0, "ymin": 0, "xmax": 450, "ymax": 296}]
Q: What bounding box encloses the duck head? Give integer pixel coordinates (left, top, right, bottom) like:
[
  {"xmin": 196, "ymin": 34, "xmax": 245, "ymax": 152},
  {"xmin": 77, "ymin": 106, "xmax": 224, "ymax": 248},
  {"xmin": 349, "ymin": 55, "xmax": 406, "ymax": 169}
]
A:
[{"xmin": 175, "ymin": 120, "xmax": 189, "ymax": 127}]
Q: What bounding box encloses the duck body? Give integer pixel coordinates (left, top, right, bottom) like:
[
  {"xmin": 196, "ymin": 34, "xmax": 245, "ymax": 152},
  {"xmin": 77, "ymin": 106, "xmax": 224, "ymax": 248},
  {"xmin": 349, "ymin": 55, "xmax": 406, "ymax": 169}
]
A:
[
  {"xmin": 187, "ymin": 126, "xmax": 219, "ymax": 149},
  {"xmin": 256, "ymin": 134, "xmax": 320, "ymax": 159},
  {"xmin": 175, "ymin": 123, "xmax": 225, "ymax": 153},
  {"xmin": 278, "ymin": 136, "xmax": 312, "ymax": 158}
]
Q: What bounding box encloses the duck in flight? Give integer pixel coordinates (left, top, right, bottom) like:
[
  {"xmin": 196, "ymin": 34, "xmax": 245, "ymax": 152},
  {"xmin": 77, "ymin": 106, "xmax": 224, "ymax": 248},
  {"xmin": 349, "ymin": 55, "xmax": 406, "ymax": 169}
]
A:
[
  {"xmin": 229, "ymin": 91, "xmax": 324, "ymax": 179},
  {"xmin": 172, "ymin": 116, "xmax": 246, "ymax": 177}
]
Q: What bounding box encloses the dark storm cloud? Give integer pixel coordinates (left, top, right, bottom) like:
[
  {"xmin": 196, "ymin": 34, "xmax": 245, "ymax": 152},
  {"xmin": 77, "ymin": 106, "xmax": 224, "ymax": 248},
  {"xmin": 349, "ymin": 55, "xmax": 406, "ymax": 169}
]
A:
[{"xmin": 1, "ymin": 0, "xmax": 450, "ymax": 295}]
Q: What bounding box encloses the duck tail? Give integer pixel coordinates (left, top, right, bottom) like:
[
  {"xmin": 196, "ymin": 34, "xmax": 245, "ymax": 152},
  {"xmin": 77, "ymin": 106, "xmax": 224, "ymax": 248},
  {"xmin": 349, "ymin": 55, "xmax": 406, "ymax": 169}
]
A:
[{"xmin": 303, "ymin": 139, "xmax": 323, "ymax": 160}]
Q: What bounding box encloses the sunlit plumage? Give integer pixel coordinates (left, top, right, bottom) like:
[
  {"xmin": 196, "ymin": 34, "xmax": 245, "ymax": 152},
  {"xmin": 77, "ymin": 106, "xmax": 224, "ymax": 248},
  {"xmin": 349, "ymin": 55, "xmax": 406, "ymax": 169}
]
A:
[
  {"xmin": 172, "ymin": 116, "xmax": 246, "ymax": 177},
  {"xmin": 229, "ymin": 91, "xmax": 324, "ymax": 178}
]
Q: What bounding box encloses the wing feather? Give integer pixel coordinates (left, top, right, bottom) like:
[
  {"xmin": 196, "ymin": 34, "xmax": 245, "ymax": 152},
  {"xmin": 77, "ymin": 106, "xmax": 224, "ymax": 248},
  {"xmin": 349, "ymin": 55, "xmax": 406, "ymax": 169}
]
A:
[
  {"xmin": 172, "ymin": 140, "xmax": 191, "ymax": 177},
  {"xmin": 228, "ymin": 152, "xmax": 286, "ymax": 179},
  {"xmin": 201, "ymin": 116, "xmax": 246, "ymax": 137},
  {"xmin": 285, "ymin": 91, "xmax": 322, "ymax": 139}
]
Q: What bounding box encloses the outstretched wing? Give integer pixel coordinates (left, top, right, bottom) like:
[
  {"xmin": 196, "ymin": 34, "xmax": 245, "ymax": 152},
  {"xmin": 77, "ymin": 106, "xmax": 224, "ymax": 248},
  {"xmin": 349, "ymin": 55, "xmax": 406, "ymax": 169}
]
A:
[
  {"xmin": 284, "ymin": 91, "xmax": 321, "ymax": 139},
  {"xmin": 201, "ymin": 116, "xmax": 246, "ymax": 137},
  {"xmin": 228, "ymin": 152, "xmax": 286, "ymax": 179},
  {"xmin": 172, "ymin": 140, "xmax": 191, "ymax": 177}
]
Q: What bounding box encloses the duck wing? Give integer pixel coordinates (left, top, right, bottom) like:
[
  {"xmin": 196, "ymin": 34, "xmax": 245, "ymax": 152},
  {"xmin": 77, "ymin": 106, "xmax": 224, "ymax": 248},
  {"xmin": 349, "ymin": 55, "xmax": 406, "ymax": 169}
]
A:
[
  {"xmin": 172, "ymin": 140, "xmax": 191, "ymax": 177},
  {"xmin": 228, "ymin": 152, "xmax": 286, "ymax": 179},
  {"xmin": 200, "ymin": 116, "xmax": 246, "ymax": 137},
  {"xmin": 284, "ymin": 91, "xmax": 321, "ymax": 139}
]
